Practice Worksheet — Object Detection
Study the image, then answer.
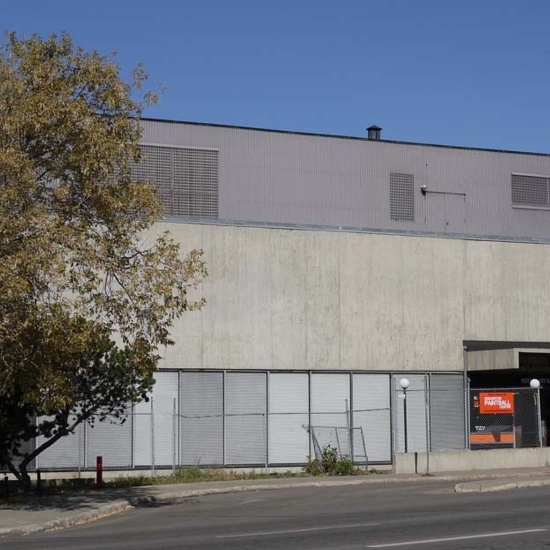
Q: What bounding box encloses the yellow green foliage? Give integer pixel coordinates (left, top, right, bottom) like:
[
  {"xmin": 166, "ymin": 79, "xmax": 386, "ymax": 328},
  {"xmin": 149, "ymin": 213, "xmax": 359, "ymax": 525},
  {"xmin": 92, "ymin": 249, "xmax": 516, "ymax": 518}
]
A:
[{"xmin": 0, "ymin": 32, "xmax": 207, "ymax": 485}]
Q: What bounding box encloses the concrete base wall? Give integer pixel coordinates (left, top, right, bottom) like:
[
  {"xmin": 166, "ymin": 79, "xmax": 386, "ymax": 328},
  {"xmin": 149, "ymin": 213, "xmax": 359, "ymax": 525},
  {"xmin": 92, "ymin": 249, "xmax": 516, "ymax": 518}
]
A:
[
  {"xmin": 154, "ymin": 222, "xmax": 550, "ymax": 373},
  {"xmin": 394, "ymin": 448, "xmax": 550, "ymax": 474}
]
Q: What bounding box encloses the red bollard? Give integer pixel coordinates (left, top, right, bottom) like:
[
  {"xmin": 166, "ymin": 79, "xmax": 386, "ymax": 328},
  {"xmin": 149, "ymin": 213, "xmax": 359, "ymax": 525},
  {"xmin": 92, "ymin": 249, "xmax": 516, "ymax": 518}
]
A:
[{"xmin": 96, "ymin": 456, "xmax": 103, "ymax": 489}]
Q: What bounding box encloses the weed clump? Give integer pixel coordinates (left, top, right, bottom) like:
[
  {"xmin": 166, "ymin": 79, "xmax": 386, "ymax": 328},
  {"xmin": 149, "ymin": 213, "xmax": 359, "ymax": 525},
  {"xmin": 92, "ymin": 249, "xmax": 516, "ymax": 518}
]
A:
[{"xmin": 304, "ymin": 445, "xmax": 358, "ymax": 476}]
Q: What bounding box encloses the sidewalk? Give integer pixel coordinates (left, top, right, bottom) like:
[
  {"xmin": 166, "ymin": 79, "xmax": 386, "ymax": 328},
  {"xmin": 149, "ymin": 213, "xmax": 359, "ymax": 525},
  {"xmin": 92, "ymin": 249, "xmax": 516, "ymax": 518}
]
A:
[{"xmin": 2, "ymin": 468, "xmax": 550, "ymax": 537}]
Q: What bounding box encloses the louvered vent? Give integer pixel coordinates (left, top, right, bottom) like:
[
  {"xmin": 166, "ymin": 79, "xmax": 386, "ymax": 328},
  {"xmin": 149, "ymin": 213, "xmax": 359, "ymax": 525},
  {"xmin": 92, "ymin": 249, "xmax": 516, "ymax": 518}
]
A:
[
  {"xmin": 132, "ymin": 145, "xmax": 219, "ymax": 218},
  {"xmin": 390, "ymin": 173, "xmax": 415, "ymax": 221},
  {"xmin": 511, "ymin": 173, "xmax": 550, "ymax": 208}
]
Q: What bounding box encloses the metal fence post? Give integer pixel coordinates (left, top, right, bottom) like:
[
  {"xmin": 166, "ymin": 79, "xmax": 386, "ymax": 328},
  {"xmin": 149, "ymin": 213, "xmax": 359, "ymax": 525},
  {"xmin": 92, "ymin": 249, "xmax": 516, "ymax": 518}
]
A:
[
  {"xmin": 349, "ymin": 373, "xmax": 355, "ymax": 463},
  {"xmin": 77, "ymin": 423, "xmax": 82, "ymax": 479},
  {"xmin": 265, "ymin": 372, "xmax": 269, "ymax": 468},
  {"xmin": 466, "ymin": 379, "xmax": 471, "ymax": 450},
  {"xmin": 463, "ymin": 346, "xmax": 469, "ymax": 450},
  {"xmin": 130, "ymin": 406, "xmax": 135, "ymax": 470},
  {"xmin": 172, "ymin": 398, "xmax": 177, "ymax": 474},
  {"xmin": 308, "ymin": 371, "xmax": 312, "ymax": 460},
  {"xmin": 530, "ymin": 380, "xmax": 543, "ymax": 447},
  {"xmin": 537, "ymin": 386, "xmax": 543, "ymax": 448},
  {"xmin": 345, "ymin": 398, "xmax": 352, "ymax": 462},
  {"xmin": 83, "ymin": 419, "xmax": 88, "ymax": 469},
  {"xmin": 222, "ymin": 371, "xmax": 226, "ymax": 467},
  {"xmin": 512, "ymin": 401, "xmax": 517, "ymax": 449},
  {"xmin": 264, "ymin": 413, "xmax": 268, "ymax": 468},
  {"xmin": 424, "ymin": 375, "xmax": 430, "ymax": 474},
  {"xmin": 150, "ymin": 396, "xmax": 155, "ymax": 478},
  {"xmin": 391, "ymin": 377, "xmax": 398, "ymax": 455}
]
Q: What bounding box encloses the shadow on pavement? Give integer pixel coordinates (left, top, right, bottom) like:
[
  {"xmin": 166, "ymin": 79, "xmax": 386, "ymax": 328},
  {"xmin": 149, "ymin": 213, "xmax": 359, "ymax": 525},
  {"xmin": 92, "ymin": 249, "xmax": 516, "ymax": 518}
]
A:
[{"xmin": 0, "ymin": 485, "xmax": 169, "ymax": 512}]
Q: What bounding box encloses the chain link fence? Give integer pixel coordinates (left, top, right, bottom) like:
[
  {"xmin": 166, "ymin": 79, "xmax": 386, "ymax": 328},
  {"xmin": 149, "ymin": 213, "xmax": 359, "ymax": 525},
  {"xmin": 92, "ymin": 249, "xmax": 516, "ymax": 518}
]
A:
[
  {"xmin": 3, "ymin": 371, "xmax": 546, "ymax": 477},
  {"xmin": 393, "ymin": 375, "xmax": 467, "ymax": 454},
  {"xmin": 469, "ymin": 388, "xmax": 542, "ymax": 450},
  {"xmin": 7, "ymin": 407, "xmax": 383, "ymax": 475},
  {"xmin": 393, "ymin": 380, "xmax": 544, "ymax": 454}
]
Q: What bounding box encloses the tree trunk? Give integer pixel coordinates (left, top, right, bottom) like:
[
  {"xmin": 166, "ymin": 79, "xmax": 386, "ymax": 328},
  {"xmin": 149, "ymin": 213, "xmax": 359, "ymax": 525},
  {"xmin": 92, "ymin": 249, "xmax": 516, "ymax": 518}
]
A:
[
  {"xmin": 18, "ymin": 464, "xmax": 32, "ymax": 492},
  {"xmin": 1, "ymin": 454, "xmax": 24, "ymax": 490}
]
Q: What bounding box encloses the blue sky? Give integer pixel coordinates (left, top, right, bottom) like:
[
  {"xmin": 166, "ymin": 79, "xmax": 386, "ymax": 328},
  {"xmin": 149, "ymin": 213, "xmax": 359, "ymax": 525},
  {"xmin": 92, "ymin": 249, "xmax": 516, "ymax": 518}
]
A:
[{"xmin": 2, "ymin": 0, "xmax": 550, "ymax": 152}]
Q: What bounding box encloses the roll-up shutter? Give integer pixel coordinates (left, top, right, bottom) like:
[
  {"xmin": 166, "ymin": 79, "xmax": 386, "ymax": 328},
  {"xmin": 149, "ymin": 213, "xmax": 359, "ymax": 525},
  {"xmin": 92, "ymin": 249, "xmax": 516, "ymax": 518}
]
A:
[
  {"xmin": 86, "ymin": 414, "xmax": 132, "ymax": 468},
  {"xmin": 180, "ymin": 372, "xmax": 223, "ymax": 466},
  {"xmin": 393, "ymin": 375, "xmax": 428, "ymax": 453},
  {"xmin": 353, "ymin": 374, "xmax": 391, "ymax": 462},
  {"xmin": 268, "ymin": 373, "xmax": 309, "ymax": 464},
  {"xmin": 134, "ymin": 371, "xmax": 178, "ymax": 467},
  {"xmin": 35, "ymin": 416, "xmax": 83, "ymax": 469},
  {"xmin": 133, "ymin": 397, "xmax": 152, "ymax": 466},
  {"xmin": 310, "ymin": 374, "xmax": 351, "ymax": 455},
  {"xmin": 430, "ymin": 374, "xmax": 466, "ymax": 450},
  {"xmin": 225, "ymin": 372, "xmax": 267, "ymax": 465}
]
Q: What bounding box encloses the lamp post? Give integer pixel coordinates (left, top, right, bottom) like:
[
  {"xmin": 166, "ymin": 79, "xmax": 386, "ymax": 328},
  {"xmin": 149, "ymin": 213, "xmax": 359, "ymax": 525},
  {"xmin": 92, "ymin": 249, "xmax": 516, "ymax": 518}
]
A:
[
  {"xmin": 530, "ymin": 379, "xmax": 542, "ymax": 447},
  {"xmin": 399, "ymin": 378, "xmax": 410, "ymax": 453}
]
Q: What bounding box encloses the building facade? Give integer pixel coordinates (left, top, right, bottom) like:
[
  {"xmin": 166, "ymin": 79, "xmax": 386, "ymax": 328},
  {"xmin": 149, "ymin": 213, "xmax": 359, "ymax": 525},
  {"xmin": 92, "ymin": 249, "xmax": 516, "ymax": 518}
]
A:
[{"xmin": 36, "ymin": 120, "xmax": 550, "ymax": 471}]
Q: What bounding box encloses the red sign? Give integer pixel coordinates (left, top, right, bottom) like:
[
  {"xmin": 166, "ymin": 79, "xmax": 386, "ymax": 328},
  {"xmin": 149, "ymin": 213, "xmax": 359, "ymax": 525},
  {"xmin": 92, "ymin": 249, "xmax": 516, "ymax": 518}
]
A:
[{"xmin": 479, "ymin": 392, "xmax": 515, "ymax": 414}]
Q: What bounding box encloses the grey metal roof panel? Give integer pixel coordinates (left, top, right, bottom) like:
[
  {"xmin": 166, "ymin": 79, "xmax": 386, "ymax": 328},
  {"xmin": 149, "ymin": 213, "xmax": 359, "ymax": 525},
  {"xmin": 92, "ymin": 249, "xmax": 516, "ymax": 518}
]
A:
[
  {"xmin": 140, "ymin": 117, "xmax": 550, "ymax": 158},
  {"xmin": 140, "ymin": 118, "xmax": 550, "ymax": 241}
]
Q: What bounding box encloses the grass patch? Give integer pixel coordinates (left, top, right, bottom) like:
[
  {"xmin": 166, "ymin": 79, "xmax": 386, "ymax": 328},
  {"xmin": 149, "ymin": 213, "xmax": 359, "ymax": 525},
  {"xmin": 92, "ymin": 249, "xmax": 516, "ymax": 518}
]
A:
[{"xmin": 108, "ymin": 467, "xmax": 305, "ymax": 488}]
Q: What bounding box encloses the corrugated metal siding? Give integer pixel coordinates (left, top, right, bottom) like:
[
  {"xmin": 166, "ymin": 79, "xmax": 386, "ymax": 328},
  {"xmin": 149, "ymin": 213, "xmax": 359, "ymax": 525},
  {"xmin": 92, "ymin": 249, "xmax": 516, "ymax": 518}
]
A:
[
  {"xmin": 86, "ymin": 415, "xmax": 133, "ymax": 468},
  {"xmin": 142, "ymin": 119, "xmax": 550, "ymax": 240},
  {"xmin": 430, "ymin": 374, "xmax": 466, "ymax": 451},
  {"xmin": 134, "ymin": 372, "xmax": 178, "ymax": 467},
  {"xmin": 310, "ymin": 373, "xmax": 350, "ymax": 428},
  {"xmin": 268, "ymin": 373, "xmax": 309, "ymax": 464},
  {"xmin": 225, "ymin": 372, "xmax": 267, "ymax": 465},
  {"xmin": 352, "ymin": 374, "xmax": 391, "ymax": 462},
  {"xmin": 180, "ymin": 372, "xmax": 223, "ymax": 466}
]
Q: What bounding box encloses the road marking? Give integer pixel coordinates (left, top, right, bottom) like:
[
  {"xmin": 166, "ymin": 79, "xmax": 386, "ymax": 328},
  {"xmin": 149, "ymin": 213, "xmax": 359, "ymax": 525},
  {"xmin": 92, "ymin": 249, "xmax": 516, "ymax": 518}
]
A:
[
  {"xmin": 217, "ymin": 522, "xmax": 380, "ymax": 538},
  {"xmin": 365, "ymin": 528, "xmax": 547, "ymax": 548}
]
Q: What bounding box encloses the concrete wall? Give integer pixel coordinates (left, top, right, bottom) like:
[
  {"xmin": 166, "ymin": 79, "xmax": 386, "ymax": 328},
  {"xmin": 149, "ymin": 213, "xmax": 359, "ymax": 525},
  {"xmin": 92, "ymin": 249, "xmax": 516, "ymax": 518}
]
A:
[
  {"xmin": 465, "ymin": 240, "xmax": 550, "ymax": 341},
  {"xmin": 467, "ymin": 349, "xmax": 517, "ymax": 372},
  {"xmin": 394, "ymin": 448, "xmax": 550, "ymax": 474},
  {"xmin": 156, "ymin": 222, "xmax": 550, "ymax": 372}
]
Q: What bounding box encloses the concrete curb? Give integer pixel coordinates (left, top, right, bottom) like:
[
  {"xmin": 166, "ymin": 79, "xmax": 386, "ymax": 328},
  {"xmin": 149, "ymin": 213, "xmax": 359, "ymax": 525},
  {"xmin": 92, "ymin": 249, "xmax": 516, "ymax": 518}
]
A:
[
  {"xmin": 124, "ymin": 473, "xmax": 549, "ymax": 505},
  {"xmin": 125, "ymin": 477, "xmax": 414, "ymax": 505},
  {"xmin": 0, "ymin": 500, "xmax": 132, "ymax": 537},
  {"xmin": 455, "ymin": 478, "xmax": 550, "ymax": 493}
]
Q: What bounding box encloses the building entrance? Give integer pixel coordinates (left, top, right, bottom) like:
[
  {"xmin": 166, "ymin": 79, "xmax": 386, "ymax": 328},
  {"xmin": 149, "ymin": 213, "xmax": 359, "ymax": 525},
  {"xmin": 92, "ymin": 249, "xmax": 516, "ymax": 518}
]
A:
[{"xmin": 468, "ymin": 358, "xmax": 550, "ymax": 447}]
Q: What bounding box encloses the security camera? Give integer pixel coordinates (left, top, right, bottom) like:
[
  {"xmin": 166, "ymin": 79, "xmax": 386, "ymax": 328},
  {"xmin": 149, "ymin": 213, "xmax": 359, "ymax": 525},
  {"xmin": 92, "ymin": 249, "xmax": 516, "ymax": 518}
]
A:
[{"xmin": 420, "ymin": 185, "xmax": 427, "ymax": 196}]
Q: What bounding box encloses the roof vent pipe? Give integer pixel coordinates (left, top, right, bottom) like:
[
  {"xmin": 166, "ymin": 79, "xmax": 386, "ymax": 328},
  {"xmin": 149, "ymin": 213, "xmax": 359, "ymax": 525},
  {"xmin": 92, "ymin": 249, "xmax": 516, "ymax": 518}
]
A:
[{"xmin": 367, "ymin": 125, "xmax": 382, "ymax": 140}]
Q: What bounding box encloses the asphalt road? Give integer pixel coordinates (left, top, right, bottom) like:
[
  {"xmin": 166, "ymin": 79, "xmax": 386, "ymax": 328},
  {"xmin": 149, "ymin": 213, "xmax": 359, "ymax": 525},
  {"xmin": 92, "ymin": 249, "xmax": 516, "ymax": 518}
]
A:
[{"xmin": 2, "ymin": 480, "xmax": 550, "ymax": 549}]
